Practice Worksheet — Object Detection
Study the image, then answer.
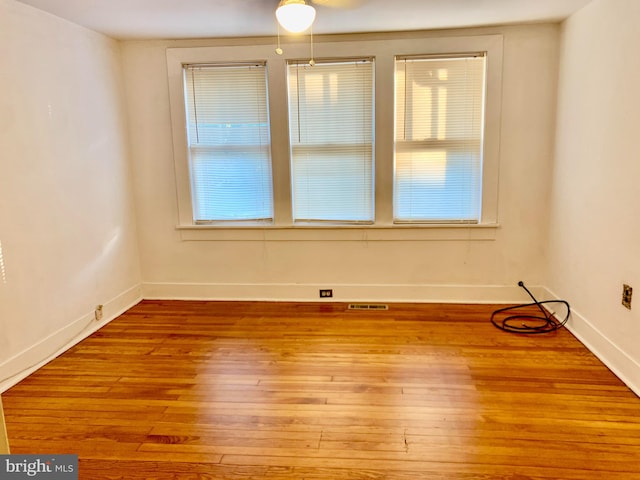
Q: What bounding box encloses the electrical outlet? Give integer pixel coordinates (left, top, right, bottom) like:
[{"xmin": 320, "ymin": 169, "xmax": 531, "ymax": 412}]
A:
[
  {"xmin": 622, "ymin": 284, "xmax": 632, "ymax": 310},
  {"xmin": 319, "ymin": 289, "xmax": 333, "ymax": 298},
  {"xmin": 95, "ymin": 304, "xmax": 104, "ymax": 321}
]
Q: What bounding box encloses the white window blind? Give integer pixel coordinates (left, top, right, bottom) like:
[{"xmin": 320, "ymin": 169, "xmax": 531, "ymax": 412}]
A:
[
  {"xmin": 184, "ymin": 63, "xmax": 273, "ymax": 222},
  {"xmin": 287, "ymin": 59, "xmax": 374, "ymax": 223},
  {"xmin": 394, "ymin": 54, "xmax": 486, "ymax": 223}
]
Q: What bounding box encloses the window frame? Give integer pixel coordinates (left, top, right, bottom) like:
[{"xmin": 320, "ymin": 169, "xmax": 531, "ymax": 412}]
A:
[
  {"xmin": 166, "ymin": 34, "xmax": 503, "ymax": 241},
  {"xmin": 183, "ymin": 62, "xmax": 274, "ymax": 224},
  {"xmin": 393, "ymin": 53, "xmax": 487, "ymax": 224},
  {"xmin": 286, "ymin": 57, "xmax": 375, "ymax": 224}
]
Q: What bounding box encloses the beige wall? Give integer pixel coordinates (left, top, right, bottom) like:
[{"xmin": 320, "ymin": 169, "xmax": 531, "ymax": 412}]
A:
[
  {"xmin": 549, "ymin": 0, "xmax": 640, "ymax": 391},
  {"xmin": 0, "ymin": 0, "xmax": 142, "ymax": 390},
  {"xmin": 122, "ymin": 24, "xmax": 560, "ymax": 303}
]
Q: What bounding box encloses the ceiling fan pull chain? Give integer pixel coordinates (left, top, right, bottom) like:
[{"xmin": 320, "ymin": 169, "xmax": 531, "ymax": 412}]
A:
[
  {"xmin": 309, "ymin": 27, "xmax": 315, "ymax": 66},
  {"xmin": 276, "ymin": 22, "xmax": 283, "ymax": 55}
]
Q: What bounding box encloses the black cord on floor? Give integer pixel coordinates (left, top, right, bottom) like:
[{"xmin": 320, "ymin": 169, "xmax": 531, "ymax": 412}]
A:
[{"xmin": 491, "ymin": 281, "xmax": 570, "ymax": 334}]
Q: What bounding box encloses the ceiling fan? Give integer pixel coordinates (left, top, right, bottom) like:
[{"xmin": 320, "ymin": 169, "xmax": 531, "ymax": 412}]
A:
[
  {"xmin": 275, "ymin": 0, "xmax": 363, "ymax": 34},
  {"xmin": 309, "ymin": 0, "xmax": 364, "ymax": 8},
  {"xmin": 274, "ymin": 0, "xmax": 364, "ymax": 63}
]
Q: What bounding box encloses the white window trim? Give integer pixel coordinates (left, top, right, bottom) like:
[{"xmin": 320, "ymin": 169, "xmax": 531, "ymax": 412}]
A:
[{"xmin": 166, "ymin": 34, "xmax": 503, "ymax": 241}]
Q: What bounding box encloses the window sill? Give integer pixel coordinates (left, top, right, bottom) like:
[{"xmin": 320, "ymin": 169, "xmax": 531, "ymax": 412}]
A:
[{"xmin": 177, "ymin": 223, "xmax": 499, "ymax": 241}]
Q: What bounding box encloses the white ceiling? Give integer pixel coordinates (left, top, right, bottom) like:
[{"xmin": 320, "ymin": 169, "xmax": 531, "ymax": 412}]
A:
[{"xmin": 15, "ymin": 0, "xmax": 593, "ymax": 40}]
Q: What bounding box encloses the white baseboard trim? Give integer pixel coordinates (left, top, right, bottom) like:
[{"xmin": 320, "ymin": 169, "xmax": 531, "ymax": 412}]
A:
[
  {"xmin": 0, "ymin": 284, "xmax": 143, "ymax": 394},
  {"xmin": 540, "ymin": 286, "xmax": 640, "ymax": 397},
  {"xmin": 142, "ymin": 281, "xmax": 541, "ymax": 304}
]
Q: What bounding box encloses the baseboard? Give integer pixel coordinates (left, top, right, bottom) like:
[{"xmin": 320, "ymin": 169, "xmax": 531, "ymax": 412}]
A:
[
  {"xmin": 0, "ymin": 284, "xmax": 143, "ymax": 393},
  {"xmin": 540, "ymin": 286, "xmax": 640, "ymax": 397},
  {"xmin": 142, "ymin": 281, "xmax": 542, "ymax": 304}
]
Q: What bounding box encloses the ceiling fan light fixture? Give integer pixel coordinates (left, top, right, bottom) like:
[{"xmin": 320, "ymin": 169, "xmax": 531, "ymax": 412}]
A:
[{"xmin": 276, "ymin": 0, "xmax": 316, "ymax": 33}]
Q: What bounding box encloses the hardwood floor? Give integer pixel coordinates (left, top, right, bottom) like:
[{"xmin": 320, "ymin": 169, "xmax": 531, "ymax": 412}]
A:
[{"xmin": 3, "ymin": 300, "xmax": 640, "ymax": 479}]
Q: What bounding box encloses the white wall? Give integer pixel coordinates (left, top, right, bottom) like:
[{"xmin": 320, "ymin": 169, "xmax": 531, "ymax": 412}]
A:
[
  {"xmin": 549, "ymin": 0, "xmax": 640, "ymax": 392},
  {"xmin": 122, "ymin": 24, "xmax": 560, "ymax": 303},
  {"xmin": 0, "ymin": 0, "xmax": 142, "ymax": 391}
]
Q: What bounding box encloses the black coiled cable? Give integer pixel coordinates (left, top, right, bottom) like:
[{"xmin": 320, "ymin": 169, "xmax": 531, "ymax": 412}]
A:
[{"xmin": 490, "ymin": 281, "xmax": 570, "ymax": 334}]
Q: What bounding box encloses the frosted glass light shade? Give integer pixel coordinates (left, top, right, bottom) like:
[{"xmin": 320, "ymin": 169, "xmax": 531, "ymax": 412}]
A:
[{"xmin": 276, "ymin": 0, "xmax": 316, "ymax": 33}]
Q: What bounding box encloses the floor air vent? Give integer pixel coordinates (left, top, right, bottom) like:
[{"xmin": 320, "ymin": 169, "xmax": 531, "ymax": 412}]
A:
[{"xmin": 348, "ymin": 304, "xmax": 389, "ymax": 310}]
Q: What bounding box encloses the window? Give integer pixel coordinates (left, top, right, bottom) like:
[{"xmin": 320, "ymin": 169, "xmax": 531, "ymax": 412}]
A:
[
  {"xmin": 183, "ymin": 63, "xmax": 273, "ymax": 223},
  {"xmin": 394, "ymin": 54, "xmax": 486, "ymax": 223},
  {"xmin": 167, "ymin": 35, "xmax": 502, "ymax": 239},
  {"xmin": 287, "ymin": 59, "xmax": 374, "ymax": 223}
]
